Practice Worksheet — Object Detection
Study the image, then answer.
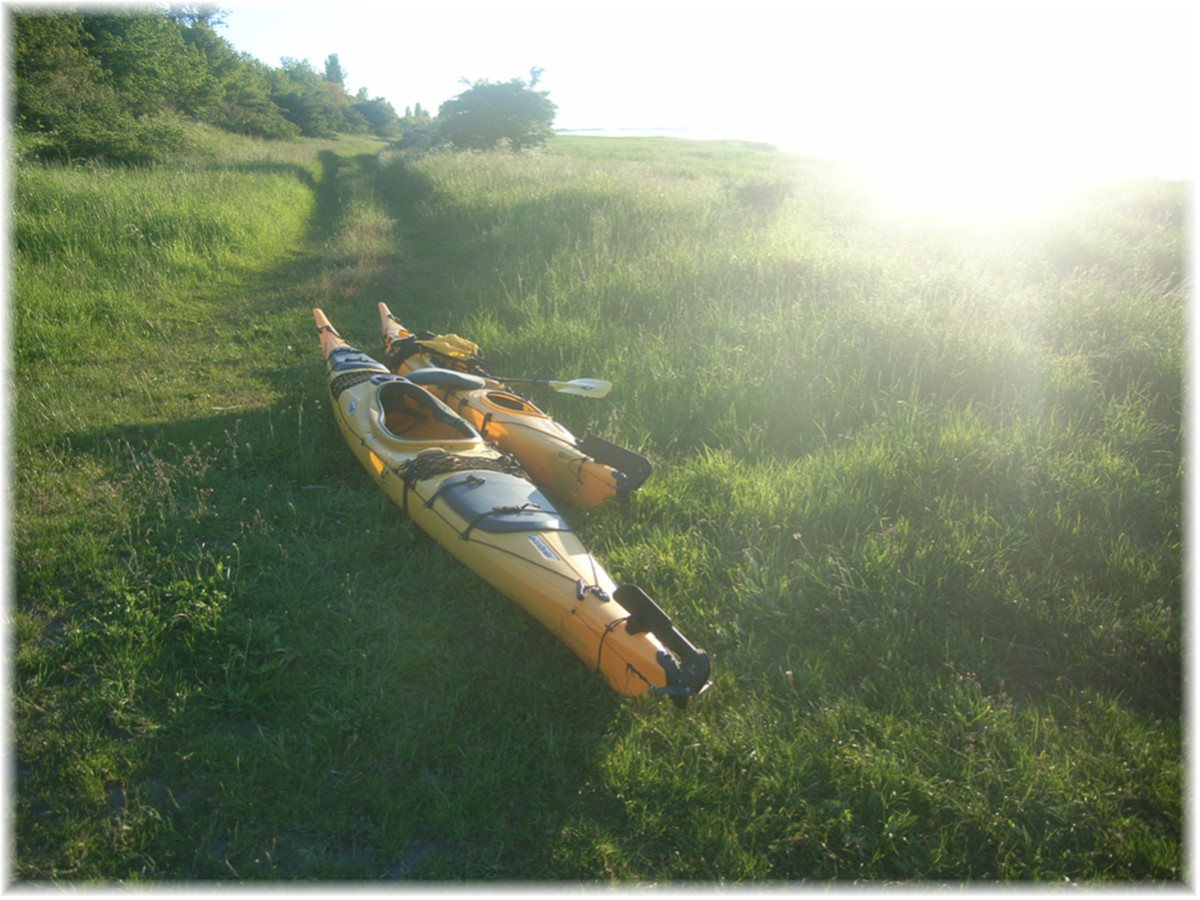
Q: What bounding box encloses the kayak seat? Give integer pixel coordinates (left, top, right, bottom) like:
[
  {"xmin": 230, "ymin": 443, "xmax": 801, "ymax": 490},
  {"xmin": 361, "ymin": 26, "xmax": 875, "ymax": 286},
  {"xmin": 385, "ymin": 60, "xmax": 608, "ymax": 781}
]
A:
[
  {"xmin": 431, "ymin": 471, "xmax": 570, "ymax": 536},
  {"xmin": 377, "ymin": 379, "xmax": 478, "ymax": 442}
]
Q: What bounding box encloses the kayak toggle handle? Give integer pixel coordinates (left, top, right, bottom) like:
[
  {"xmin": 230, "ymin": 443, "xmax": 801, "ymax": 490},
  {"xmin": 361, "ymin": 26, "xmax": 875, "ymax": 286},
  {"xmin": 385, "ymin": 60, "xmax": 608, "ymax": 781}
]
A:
[{"xmin": 614, "ymin": 584, "xmax": 711, "ymax": 708}]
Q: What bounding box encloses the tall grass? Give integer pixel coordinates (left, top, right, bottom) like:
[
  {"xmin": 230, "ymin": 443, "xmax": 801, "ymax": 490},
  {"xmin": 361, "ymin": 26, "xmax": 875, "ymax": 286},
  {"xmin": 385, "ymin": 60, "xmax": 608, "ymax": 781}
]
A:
[{"xmin": 12, "ymin": 131, "xmax": 1184, "ymax": 882}]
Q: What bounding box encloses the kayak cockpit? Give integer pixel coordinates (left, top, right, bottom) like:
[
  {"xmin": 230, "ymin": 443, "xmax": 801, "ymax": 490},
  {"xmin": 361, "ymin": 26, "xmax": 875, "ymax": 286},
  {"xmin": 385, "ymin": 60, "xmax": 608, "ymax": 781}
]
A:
[
  {"xmin": 479, "ymin": 391, "xmax": 543, "ymax": 415},
  {"xmin": 372, "ymin": 376, "xmax": 480, "ymax": 444}
]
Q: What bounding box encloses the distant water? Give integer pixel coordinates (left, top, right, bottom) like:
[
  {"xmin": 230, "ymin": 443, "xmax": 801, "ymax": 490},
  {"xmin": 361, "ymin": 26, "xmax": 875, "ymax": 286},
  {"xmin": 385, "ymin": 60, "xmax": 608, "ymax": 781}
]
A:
[
  {"xmin": 555, "ymin": 126, "xmax": 1191, "ymax": 184},
  {"xmin": 556, "ymin": 124, "xmax": 1191, "ymax": 223},
  {"xmin": 555, "ymin": 126, "xmax": 804, "ymax": 153}
]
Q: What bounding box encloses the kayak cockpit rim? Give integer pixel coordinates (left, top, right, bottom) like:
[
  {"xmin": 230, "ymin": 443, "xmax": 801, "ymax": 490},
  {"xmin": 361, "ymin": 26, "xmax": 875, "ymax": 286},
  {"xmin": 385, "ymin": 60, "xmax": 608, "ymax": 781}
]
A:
[{"xmin": 368, "ymin": 375, "xmax": 482, "ymax": 446}]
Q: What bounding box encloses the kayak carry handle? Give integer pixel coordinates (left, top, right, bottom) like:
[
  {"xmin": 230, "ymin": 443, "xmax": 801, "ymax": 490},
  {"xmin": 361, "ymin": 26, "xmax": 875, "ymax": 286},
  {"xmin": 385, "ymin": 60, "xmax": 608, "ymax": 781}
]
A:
[{"xmin": 614, "ymin": 584, "xmax": 711, "ymax": 708}]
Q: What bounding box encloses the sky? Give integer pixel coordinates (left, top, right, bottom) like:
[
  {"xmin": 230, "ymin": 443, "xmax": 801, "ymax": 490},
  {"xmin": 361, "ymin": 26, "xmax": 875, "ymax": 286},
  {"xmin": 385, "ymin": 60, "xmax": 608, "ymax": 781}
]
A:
[{"xmin": 217, "ymin": 0, "xmax": 1193, "ymax": 215}]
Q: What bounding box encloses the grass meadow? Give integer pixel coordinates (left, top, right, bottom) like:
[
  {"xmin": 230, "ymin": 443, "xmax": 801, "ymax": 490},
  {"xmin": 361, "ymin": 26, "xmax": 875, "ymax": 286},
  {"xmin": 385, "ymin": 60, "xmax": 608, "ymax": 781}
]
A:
[{"xmin": 10, "ymin": 128, "xmax": 1186, "ymax": 882}]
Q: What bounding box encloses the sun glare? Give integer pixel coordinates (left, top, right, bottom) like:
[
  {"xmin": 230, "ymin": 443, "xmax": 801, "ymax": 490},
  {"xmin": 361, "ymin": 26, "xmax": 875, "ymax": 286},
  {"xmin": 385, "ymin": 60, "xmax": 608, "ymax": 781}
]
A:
[
  {"xmin": 757, "ymin": 5, "xmax": 1190, "ymax": 224},
  {"xmin": 857, "ymin": 153, "xmax": 1098, "ymax": 222}
]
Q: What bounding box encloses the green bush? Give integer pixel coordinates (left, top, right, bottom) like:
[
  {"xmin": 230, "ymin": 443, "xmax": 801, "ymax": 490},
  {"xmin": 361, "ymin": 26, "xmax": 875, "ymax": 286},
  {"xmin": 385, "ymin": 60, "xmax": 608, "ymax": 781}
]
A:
[{"xmin": 437, "ymin": 77, "xmax": 557, "ymax": 151}]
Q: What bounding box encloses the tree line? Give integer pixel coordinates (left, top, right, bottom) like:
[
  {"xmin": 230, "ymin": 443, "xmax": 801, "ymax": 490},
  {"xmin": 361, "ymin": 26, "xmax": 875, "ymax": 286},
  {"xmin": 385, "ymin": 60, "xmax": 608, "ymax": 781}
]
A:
[
  {"xmin": 10, "ymin": 6, "xmax": 408, "ymax": 163},
  {"xmin": 11, "ymin": 7, "xmax": 558, "ymax": 164}
]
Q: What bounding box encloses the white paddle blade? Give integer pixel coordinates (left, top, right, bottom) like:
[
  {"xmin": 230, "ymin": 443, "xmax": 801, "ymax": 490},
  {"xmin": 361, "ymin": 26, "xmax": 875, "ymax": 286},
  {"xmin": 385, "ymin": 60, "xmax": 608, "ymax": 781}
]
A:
[{"xmin": 552, "ymin": 378, "xmax": 612, "ymax": 398}]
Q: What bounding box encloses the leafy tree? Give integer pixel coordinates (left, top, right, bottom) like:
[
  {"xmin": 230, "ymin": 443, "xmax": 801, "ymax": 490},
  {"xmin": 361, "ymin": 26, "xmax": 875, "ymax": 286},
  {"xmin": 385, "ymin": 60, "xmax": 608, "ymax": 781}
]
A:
[
  {"xmin": 400, "ymin": 101, "xmax": 432, "ymax": 130},
  {"xmin": 354, "ymin": 96, "xmax": 401, "ymax": 137},
  {"xmin": 167, "ymin": 4, "xmax": 228, "ymax": 28},
  {"xmin": 323, "ymin": 53, "xmax": 346, "ymax": 86},
  {"xmin": 172, "ymin": 8, "xmax": 298, "ymax": 139},
  {"xmin": 12, "ymin": 12, "xmax": 185, "ymax": 162},
  {"xmin": 212, "ymin": 54, "xmax": 300, "ymax": 139},
  {"xmin": 270, "ymin": 57, "xmax": 345, "ymax": 137},
  {"xmin": 12, "ymin": 13, "xmax": 110, "ymax": 131},
  {"xmin": 172, "ymin": 12, "xmax": 242, "ymax": 120},
  {"xmin": 437, "ymin": 76, "xmax": 557, "ymax": 151},
  {"xmin": 79, "ymin": 11, "xmax": 208, "ymax": 116},
  {"xmin": 11, "ymin": 8, "xmax": 400, "ymax": 159}
]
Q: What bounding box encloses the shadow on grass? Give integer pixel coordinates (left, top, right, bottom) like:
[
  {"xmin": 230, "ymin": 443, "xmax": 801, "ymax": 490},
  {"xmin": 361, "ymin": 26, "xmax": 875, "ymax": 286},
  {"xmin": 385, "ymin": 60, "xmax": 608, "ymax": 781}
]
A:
[
  {"xmin": 15, "ymin": 146, "xmax": 644, "ymax": 880},
  {"xmin": 20, "ymin": 394, "xmax": 637, "ymax": 879}
]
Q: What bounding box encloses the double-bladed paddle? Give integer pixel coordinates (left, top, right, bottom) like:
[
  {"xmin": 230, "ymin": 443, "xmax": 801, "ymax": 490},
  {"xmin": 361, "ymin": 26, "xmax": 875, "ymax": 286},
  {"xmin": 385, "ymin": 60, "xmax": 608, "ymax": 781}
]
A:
[
  {"xmin": 497, "ymin": 377, "xmax": 613, "ymax": 399},
  {"xmin": 405, "ymin": 368, "xmax": 613, "ymax": 399}
]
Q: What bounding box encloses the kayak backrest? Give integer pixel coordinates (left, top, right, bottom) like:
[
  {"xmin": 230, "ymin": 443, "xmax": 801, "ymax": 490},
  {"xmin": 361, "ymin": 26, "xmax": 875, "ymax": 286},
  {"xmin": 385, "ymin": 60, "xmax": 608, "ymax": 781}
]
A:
[
  {"xmin": 405, "ymin": 367, "xmax": 488, "ymax": 391},
  {"xmin": 377, "ymin": 379, "xmax": 480, "ymax": 442}
]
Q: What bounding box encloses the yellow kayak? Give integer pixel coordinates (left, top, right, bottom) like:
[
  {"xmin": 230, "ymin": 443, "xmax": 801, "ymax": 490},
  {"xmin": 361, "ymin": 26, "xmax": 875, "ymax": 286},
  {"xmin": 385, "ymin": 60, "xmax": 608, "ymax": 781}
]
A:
[
  {"xmin": 377, "ymin": 302, "xmax": 650, "ymax": 509},
  {"xmin": 315, "ymin": 308, "xmax": 709, "ymax": 705}
]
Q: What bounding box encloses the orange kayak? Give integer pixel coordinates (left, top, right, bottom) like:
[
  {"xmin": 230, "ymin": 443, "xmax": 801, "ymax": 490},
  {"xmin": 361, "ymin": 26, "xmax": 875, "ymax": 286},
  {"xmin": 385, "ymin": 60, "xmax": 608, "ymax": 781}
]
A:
[
  {"xmin": 315, "ymin": 308, "xmax": 709, "ymax": 705},
  {"xmin": 377, "ymin": 303, "xmax": 650, "ymax": 509}
]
